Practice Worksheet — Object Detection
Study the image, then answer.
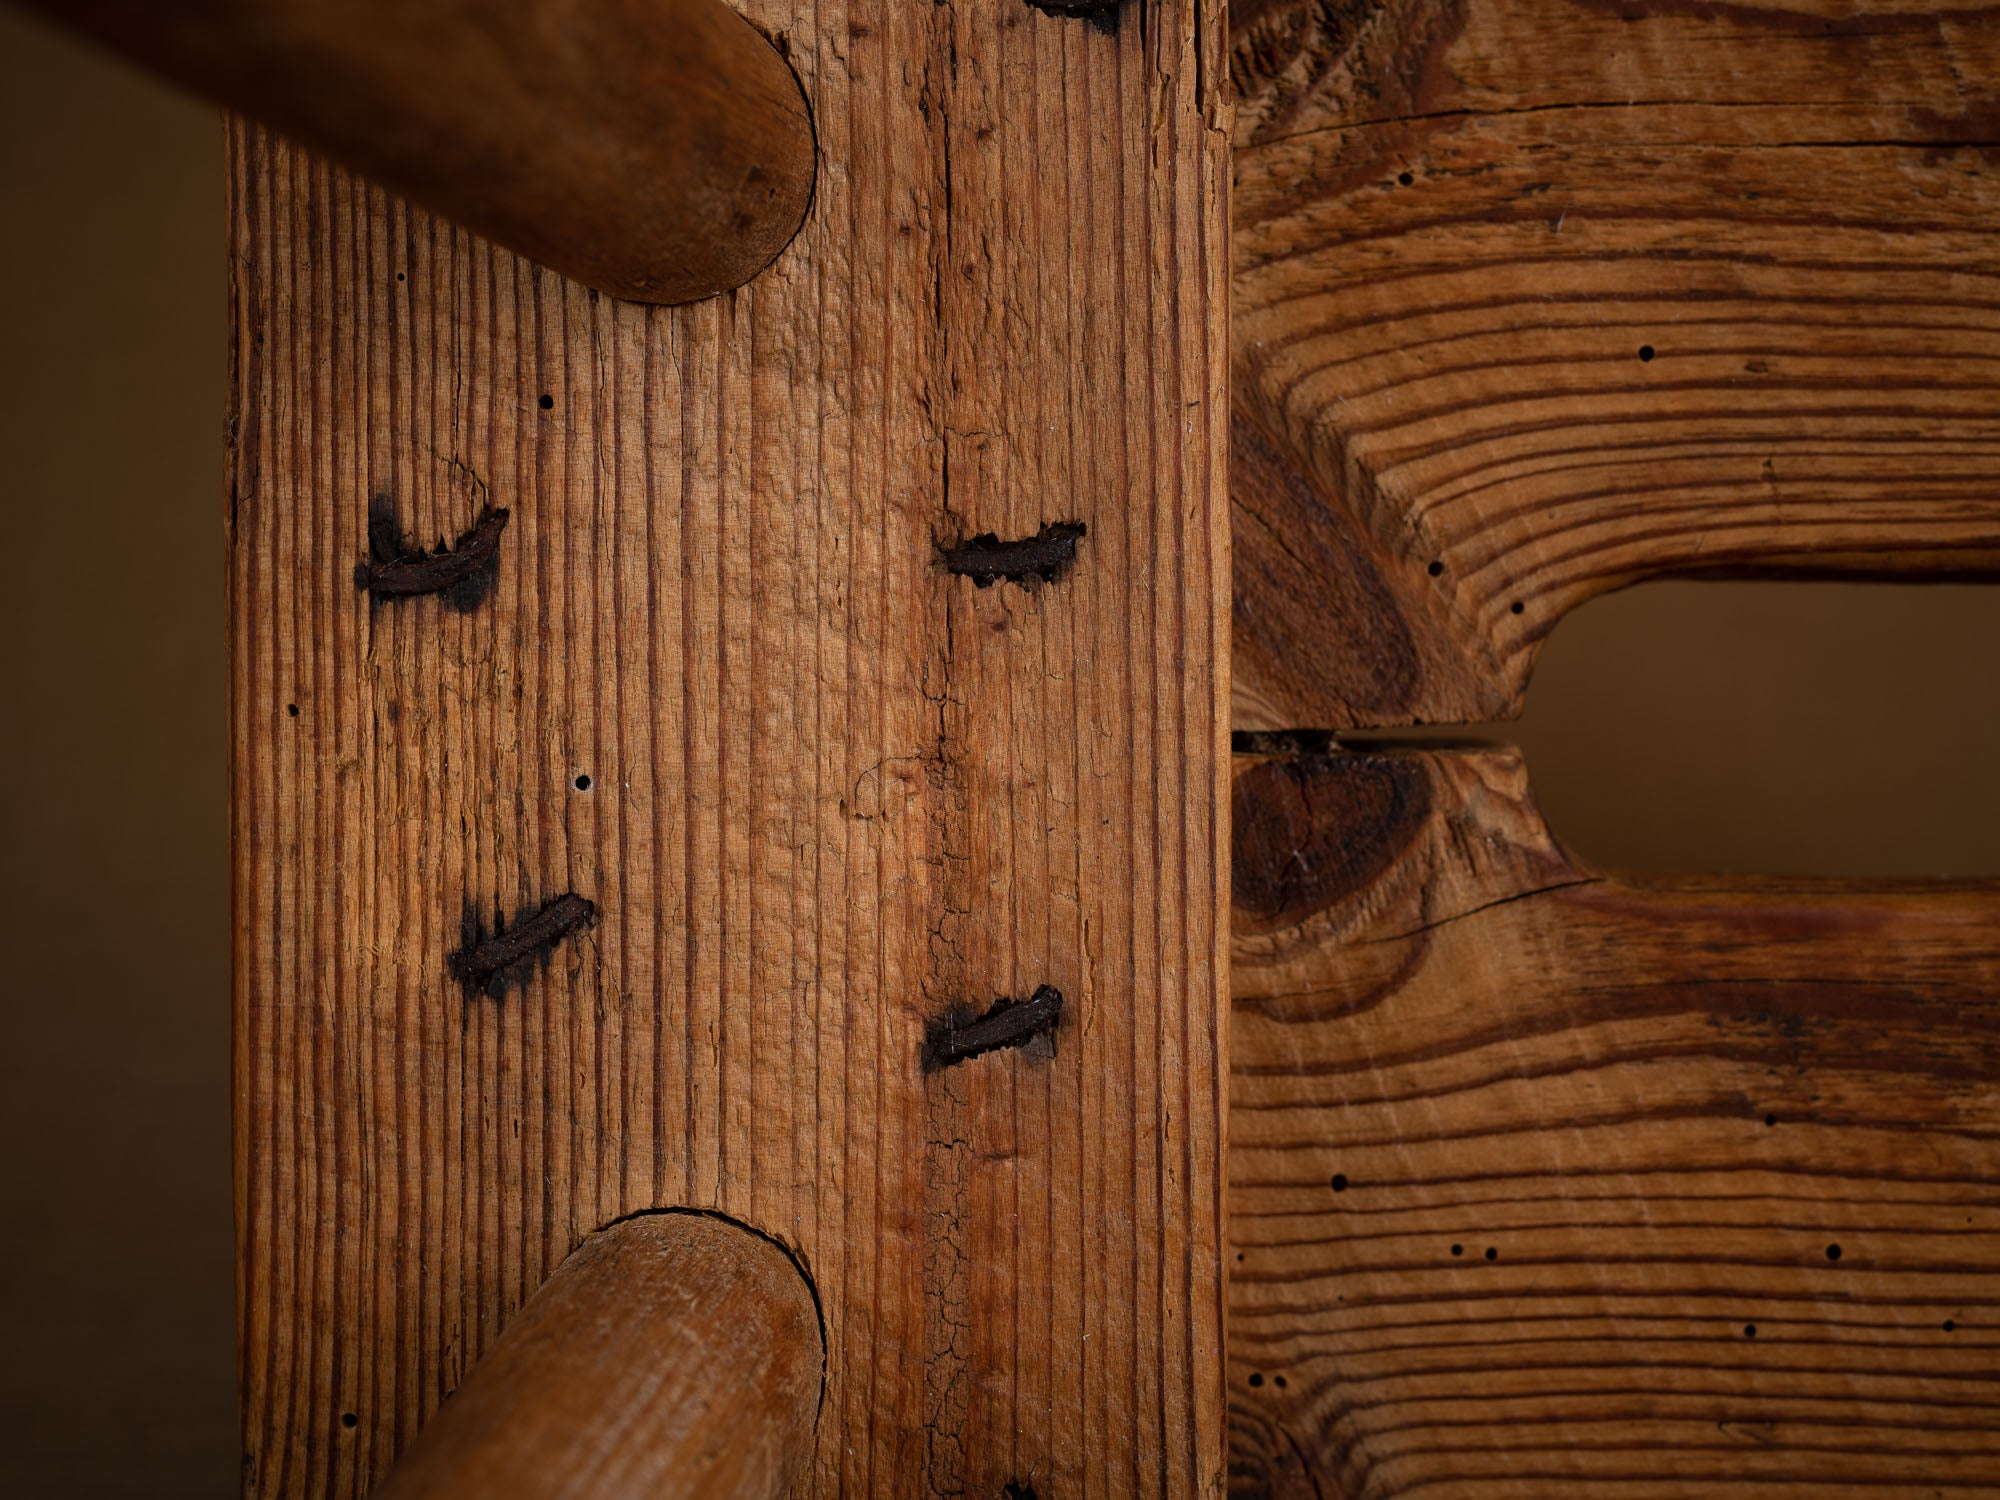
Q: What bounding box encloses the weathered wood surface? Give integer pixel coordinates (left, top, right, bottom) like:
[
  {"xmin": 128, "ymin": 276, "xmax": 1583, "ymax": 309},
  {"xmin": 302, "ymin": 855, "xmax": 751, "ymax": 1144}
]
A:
[
  {"xmin": 29, "ymin": 0, "xmax": 815, "ymax": 304},
  {"xmin": 372, "ymin": 1213, "xmax": 823, "ymax": 1500},
  {"xmin": 1228, "ymin": 0, "xmax": 2000, "ymax": 730},
  {"xmin": 1229, "ymin": 745, "xmax": 2000, "ymax": 1498},
  {"xmin": 227, "ymin": 0, "xmax": 1230, "ymax": 1492}
]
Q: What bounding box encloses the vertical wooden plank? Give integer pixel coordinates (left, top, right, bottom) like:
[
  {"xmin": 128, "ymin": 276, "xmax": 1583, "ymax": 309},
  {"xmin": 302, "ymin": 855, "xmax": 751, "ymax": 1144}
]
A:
[{"xmin": 227, "ymin": 0, "xmax": 1229, "ymax": 1494}]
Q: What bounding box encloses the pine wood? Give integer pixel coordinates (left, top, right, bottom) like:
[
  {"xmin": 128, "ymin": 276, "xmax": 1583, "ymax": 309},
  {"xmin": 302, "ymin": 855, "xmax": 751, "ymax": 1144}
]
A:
[
  {"xmin": 226, "ymin": 0, "xmax": 1231, "ymax": 1493},
  {"xmin": 1229, "ymin": 745, "xmax": 2000, "ymax": 1497},
  {"xmin": 1228, "ymin": 0, "xmax": 2000, "ymax": 730},
  {"xmin": 28, "ymin": 0, "xmax": 814, "ymax": 303},
  {"xmin": 371, "ymin": 1213, "xmax": 822, "ymax": 1500}
]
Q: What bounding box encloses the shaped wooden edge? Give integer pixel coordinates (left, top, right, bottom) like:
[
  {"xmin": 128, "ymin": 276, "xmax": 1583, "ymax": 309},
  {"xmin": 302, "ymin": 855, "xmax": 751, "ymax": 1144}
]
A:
[{"xmin": 1227, "ymin": 744, "xmax": 2000, "ymax": 1498}]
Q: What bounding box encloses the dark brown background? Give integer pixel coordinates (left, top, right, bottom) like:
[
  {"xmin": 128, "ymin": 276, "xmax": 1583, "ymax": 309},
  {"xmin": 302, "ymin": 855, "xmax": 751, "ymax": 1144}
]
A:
[{"xmin": 1, "ymin": 8, "xmax": 1994, "ymax": 1495}]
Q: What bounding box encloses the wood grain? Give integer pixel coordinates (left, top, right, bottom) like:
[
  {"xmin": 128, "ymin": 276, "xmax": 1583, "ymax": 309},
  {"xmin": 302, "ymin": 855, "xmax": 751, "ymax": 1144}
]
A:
[
  {"xmin": 1228, "ymin": 0, "xmax": 2000, "ymax": 730},
  {"xmin": 1229, "ymin": 745, "xmax": 2000, "ymax": 1498},
  {"xmin": 371, "ymin": 1212, "xmax": 822, "ymax": 1500},
  {"xmin": 226, "ymin": 0, "xmax": 1231, "ymax": 1492},
  {"xmin": 31, "ymin": 0, "xmax": 814, "ymax": 303}
]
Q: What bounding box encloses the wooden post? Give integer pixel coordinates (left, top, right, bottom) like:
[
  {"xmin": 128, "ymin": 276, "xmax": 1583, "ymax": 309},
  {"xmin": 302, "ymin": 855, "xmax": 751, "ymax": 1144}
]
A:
[
  {"xmin": 20, "ymin": 0, "xmax": 815, "ymax": 303},
  {"xmin": 369, "ymin": 1214, "xmax": 822, "ymax": 1500},
  {"xmin": 225, "ymin": 0, "xmax": 1230, "ymax": 1493}
]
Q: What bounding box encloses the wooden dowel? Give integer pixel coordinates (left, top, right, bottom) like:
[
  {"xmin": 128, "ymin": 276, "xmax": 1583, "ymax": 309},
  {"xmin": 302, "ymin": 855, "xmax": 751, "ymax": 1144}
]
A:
[
  {"xmin": 371, "ymin": 1213, "xmax": 823, "ymax": 1500},
  {"xmin": 20, "ymin": 0, "xmax": 815, "ymax": 303}
]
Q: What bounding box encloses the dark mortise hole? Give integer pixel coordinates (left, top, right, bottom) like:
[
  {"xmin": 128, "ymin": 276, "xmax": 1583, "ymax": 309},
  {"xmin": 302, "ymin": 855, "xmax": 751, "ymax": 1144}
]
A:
[
  {"xmin": 450, "ymin": 893, "xmax": 596, "ymax": 999},
  {"xmin": 340, "ymin": 1412, "xmax": 358, "ymax": 1430},
  {"xmin": 574, "ymin": 773, "xmax": 592, "ymax": 791},
  {"xmin": 1398, "ymin": 171, "xmax": 1415, "ymax": 186},
  {"xmin": 356, "ymin": 500, "xmax": 508, "ymax": 609},
  {"xmin": 941, "ymin": 522, "xmax": 1086, "ymax": 589},
  {"xmin": 1427, "ymin": 581, "xmax": 2000, "ymax": 877},
  {"xmin": 1638, "ymin": 344, "xmax": 1655, "ymax": 361},
  {"xmin": 538, "ymin": 393, "xmax": 554, "ymax": 410},
  {"xmin": 1330, "ymin": 1173, "xmax": 1349, "ymax": 1192},
  {"xmin": 923, "ymin": 984, "xmax": 1064, "ymax": 1069}
]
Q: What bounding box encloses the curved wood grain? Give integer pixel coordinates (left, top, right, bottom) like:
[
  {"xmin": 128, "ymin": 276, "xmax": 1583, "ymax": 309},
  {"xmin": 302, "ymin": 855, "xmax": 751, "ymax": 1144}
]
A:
[
  {"xmin": 372, "ymin": 1213, "xmax": 823, "ymax": 1500},
  {"xmin": 1230, "ymin": 746, "xmax": 2000, "ymax": 1497},
  {"xmin": 25, "ymin": 0, "xmax": 815, "ymax": 303},
  {"xmin": 1229, "ymin": 0, "xmax": 2000, "ymax": 730}
]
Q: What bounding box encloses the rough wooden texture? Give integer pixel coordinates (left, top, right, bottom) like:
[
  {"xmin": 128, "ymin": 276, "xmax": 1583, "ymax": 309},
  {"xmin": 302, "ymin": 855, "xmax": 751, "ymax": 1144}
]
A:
[
  {"xmin": 1229, "ymin": 745, "xmax": 2000, "ymax": 1498},
  {"xmin": 30, "ymin": 0, "xmax": 814, "ymax": 303},
  {"xmin": 226, "ymin": 0, "xmax": 1231, "ymax": 1491},
  {"xmin": 371, "ymin": 1213, "xmax": 822, "ymax": 1500},
  {"xmin": 1227, "ymin": 0, "xmax": 2000, "ymax": 730}
]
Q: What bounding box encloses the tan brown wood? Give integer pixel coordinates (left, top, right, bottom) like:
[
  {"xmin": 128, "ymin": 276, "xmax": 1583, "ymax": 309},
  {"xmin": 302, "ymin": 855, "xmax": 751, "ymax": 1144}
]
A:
[
  {"xmin": 1228, "ymin": 0, "xmax": 2000, "ymax": 730},
  {"xmin": 25, "ymin": 0, "xmax": 814, "ymax": 303},
  {"xmin": 371, "ymin": 1213, "xmax": 822, "ymax": 1500},
  {"xmin": 1229, "ymin": 744, "xmax": 2000, "ymax": 1497},
  {"xmin": 226, "ymin": 0, "xmax": 1230, "ymax": 1494}
]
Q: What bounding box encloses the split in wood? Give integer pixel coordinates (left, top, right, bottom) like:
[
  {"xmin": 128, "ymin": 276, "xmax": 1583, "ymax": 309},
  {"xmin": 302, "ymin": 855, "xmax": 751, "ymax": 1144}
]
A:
[
  {"xmin": 356, "ymin": 503, "xmax": 509, "ymax": 607},
  {"xmin": 1024, "ymin": 0, "xmax": 1120, "ymax": 31},
  {"xmin": 924, "ymin": 984, "xmax": 1065, "ymax": 1070},
  {"xmin": 449, "ymin": 893, "xmax": 595, "ymax": 998},
  {"xmin": 941, "ymin": 522, "xmax": 1086, "ymax": 588}
]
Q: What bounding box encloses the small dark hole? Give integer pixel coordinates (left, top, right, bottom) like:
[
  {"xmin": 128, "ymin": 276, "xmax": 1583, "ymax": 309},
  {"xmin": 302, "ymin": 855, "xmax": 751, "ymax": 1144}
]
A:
[
  {"xmin": 1248, "ymin": 1372, "xmax": 1264, "ymax": 1388},
  {"xmin": 1484, "ymin": 1246, "xmax": 1497, "ymax": 1261},
  {"xmin": 340, "ymin": 1412, "xmax": 358, "ymax": 1430},
  {"xmin": 1331, "ymin": 1173, "xmax": 1349, "ymax": 1193},
  {"xmin": 1274, "ymin": 1375, "xmax": 1287, "ymax": 1388},
  {"xmin": 1638, "ymin": 345, "xmax": 1656, "ymax": 362},
  {"xmin": 1450, "ymin": 1243, "xmax": 1464, "ymax": 1257},
  {"xmin": 286, "ymin": 703, "xmax": 299, "ymax": 718},
  {"xmin": 1825, "ymin": 1243, "xmax": 1842, "ymax": 1261},
  {"xmin": 394, "ymin": 272, "xmax": 405, "ymax": 283},
  {"xmin": 1427, "ymin": 560, "xmax": 1444, "ymax": 577},
  {"xmin": 1944, "ymin": 1320, "xmax": 1956, "ymax": 1332},
  {"xmin": 1510, "ymin": 601, "xmax": 1525, "ymax": 615},
  {"xmin": 574, "ymin": 773, "xmax": 592, "ymax": 791},
  {"xmin": 539, "ymin": 394, "xmax": 555, "ymax": 410},
  {"xmin": 1236, "ymin": 1252, "xmax": 1245, "ymax": 1262},
  {"xmin": 1398, "ymin": 171, "xmax": 1415, "ymax": 186},
  {"xmin": 1765, "ymin": 1113, "xmax": 1777, "ymax": 1126},
  {"xmin": 1743, "ymin": 1324, "xmax": 1757, "ymax": 1339}
]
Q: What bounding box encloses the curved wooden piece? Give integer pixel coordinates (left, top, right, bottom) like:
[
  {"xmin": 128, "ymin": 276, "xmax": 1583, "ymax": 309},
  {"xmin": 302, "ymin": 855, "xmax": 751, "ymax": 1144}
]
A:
[
  {"xmin": 1230, "ymin": 745, "xmax": 2000, "ymax": 1497},
  {"xmin": 1230, "ymin": 0, "xmax": 2000, "ymax": 730},
  {"xmin": 24, "ymin": 0, "xmax": 815, "ymax": 303},
  {"xmin": 372, "ymin": 1213, "xmax": 823, "ymax": 1500}
]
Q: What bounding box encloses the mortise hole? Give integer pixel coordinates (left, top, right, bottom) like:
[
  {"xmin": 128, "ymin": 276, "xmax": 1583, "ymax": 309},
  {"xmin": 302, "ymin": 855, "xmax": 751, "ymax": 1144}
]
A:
[
  {"xmin": 1428, "ymin": 560, "xmax": 1444, "ymax": 577},
  {"xmin": 1274, "ymin": 1375, "xmax": 1287, "ymax": 1388},
  {"xmin": 1743, "ymin": 1324, "xmax": 1757, "ymax": 1338},
  {"xmin": 1765, "ymin": 1113, "xmax": 1778, "ymax": 1127},
  {"xmin": 1484, "ymin": 1246, "xmax": 1498, "ymax": 1261},
  {"xmin": 340, "ymin": 1412, "xmax": 358, "ymax": 1429},
  {"xmin": 1638, "ymin": 344, "xmax": 1656, "ymax": 361},
  {"xmin": 1450, "ymin": 1243, "xmax": 1464, "ymax": 1257},
  {"xmin": 1944, "ymin": 1320, "xmax": 1957, "ymax": 1332},
  {"xmin": 1330, "ymin": 1173, "xmax": 1349, "ymax": 1193},
  {"xmin": 1510, "ymin": 601, "xmax": 1525, "ymax": 615},
  {"xmin": 1411, "ymin": 581, "xmax": 2000, "ymax": 877},
  {"xmin": 574, "ymin": 773, "xmax": 592, "ymax": 792},
  {"xmin": 394, "ymin": 271, "xmax": 405, "ymax": 283},
  {"xmin": 1826, "ymin": 1243, "xmax": 1842, "ymax": 1261},
  {"xmin": 1248, "ymin": 1372, "xmax": 1264, "ymax": 1388},
  {"xmin": 1398, "ymin": 171, "xmax": 1415, "ymax": 186},
  {"xmin": 539, "ymin": 393, "xmax": 555, "ymax": 410},
  {"xmin": 286, "ymin": 703, "xmax": 299, "ymax": 718}
]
